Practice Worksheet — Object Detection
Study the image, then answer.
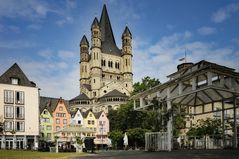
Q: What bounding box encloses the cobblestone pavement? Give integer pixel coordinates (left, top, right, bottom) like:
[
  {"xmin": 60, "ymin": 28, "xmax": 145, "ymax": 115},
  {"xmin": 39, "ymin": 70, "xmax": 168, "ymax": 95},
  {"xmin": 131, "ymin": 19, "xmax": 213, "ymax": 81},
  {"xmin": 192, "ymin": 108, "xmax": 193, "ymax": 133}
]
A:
[{"xmin": 73, "ymin": 149, "xmax": 239, "ymax": 159}]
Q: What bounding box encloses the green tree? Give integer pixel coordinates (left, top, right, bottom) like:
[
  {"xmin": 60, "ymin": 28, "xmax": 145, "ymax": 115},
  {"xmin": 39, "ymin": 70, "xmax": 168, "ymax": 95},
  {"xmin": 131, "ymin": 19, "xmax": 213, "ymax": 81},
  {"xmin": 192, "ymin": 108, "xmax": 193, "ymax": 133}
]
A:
[
  {"xmin": 108, "ymin": 76, "xmax": 162, "ymax": 149},
  {"xmin": 127, "ymin": 128, "xmax": 149, "ymax": 149},
  {"xmin": 108, "ymin": 100, "xmax": 147, "ymax": 131},
  {"xmin": 173, "ymin": 115, "xmax": 186, "ymax": 137},
  {"xmin": 187, "ymin": 118, "xmax": 222, "ymax": 137},
  {"xmin": 132, "ymin": 76, "xmax": 160, "ymax": 95},
  {"xmin": 108, "ymin": 130, "xmax": 123, "ymax": 149}
]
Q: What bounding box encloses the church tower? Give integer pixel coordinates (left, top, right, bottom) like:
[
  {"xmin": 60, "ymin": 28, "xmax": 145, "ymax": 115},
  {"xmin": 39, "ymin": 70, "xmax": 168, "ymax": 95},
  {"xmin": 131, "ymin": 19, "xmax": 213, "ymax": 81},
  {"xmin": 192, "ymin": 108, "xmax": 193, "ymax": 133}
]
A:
[
  {"xmin": 122, "ymin": 26, "xmax": 133, "ymax": 92},
  {"xmin": 79, "ymin": 35, "xmax": 89, "ymax": 85},
  {"xmin": 91, "ymin": 17, "xmax": 102, "ymax": 98},
  {"xmin": 70, "ymin": 4, "xmax": 133, "ymax": 113}
]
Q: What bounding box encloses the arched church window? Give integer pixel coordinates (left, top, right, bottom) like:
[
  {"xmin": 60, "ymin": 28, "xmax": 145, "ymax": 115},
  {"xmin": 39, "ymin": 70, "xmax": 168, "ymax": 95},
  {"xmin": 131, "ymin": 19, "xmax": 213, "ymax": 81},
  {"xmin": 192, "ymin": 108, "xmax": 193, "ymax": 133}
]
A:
[{"xmin": 108, "ymin": 61, "xmax": 110, "ymax": 67}]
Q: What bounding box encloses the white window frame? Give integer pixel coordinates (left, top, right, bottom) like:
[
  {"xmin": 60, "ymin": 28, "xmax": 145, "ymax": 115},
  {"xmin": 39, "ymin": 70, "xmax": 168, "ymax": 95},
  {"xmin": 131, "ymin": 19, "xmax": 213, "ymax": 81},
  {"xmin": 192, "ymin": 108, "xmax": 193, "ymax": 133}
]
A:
[
  {"xmin": 4, "ymin": 105, "xmax": 14, "ymax": 118},
  {"xmin": 15, "ymin": 106, "xmax": 24, "ymax": 119},
  {"xmin": 15, "ymin": 121, "xmax": 24, "ymax": 132},
  {"xmin": 4, "ymin": 120, "xmax": 14, "ymax": 131},
  {"xmin": 4, "ymin": 90, "xmax": 14, "ymax": 104},
  {"xmin": 15, "ymin": 91, "xmax": 24, "ymax": 104},
  {"xmin": 11, "ymin": 78, "xmax": 19, "ymax": 85}
]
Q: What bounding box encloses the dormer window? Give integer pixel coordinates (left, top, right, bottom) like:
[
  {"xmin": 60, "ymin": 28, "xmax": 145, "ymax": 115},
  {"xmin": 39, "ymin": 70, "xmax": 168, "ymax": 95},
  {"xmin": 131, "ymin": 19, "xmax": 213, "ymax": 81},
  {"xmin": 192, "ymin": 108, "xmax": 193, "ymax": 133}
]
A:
[{"xmin": 11, "ymin": 78, "xmax": 19, "ymax": 85}]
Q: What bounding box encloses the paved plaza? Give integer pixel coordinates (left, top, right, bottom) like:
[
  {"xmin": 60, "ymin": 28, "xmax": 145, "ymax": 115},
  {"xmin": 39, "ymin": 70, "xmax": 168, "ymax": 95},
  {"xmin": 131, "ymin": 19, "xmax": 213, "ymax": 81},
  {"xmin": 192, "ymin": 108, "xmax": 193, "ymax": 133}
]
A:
[{"xmin": 74, "ymin": 149, "xmax": 239, "ymax": 159}]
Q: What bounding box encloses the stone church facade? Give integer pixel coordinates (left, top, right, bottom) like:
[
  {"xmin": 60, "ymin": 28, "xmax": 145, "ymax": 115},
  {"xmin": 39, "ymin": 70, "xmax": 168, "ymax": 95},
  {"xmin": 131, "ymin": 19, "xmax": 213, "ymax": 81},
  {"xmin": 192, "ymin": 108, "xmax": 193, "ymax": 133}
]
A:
[{"xmin": 69, "ymin": 5, "xmax": 133, "ymax": 113}]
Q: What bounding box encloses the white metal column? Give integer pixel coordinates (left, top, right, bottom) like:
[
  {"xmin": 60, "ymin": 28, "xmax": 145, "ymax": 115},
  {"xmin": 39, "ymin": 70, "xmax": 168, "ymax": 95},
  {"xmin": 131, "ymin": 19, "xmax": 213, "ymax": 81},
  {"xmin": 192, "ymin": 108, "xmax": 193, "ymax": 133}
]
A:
[{"xmin": 167, "ymin": 88, "xmax": 172, "ymax": 151}]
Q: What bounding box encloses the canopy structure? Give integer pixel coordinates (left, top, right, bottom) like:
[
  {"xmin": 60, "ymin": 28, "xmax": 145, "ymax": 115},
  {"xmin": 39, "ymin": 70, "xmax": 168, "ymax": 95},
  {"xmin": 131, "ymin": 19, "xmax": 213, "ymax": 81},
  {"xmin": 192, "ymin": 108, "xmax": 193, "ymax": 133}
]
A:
[{"xmin": 132, "ymin": 60, "xmax": 239, "ymax": 151}]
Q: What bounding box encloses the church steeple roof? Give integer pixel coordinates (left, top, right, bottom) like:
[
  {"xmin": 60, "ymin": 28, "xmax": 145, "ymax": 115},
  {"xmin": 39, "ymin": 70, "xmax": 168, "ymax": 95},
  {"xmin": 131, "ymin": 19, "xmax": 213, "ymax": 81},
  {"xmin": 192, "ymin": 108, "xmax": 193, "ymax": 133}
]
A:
[
  {"xmin": 122, "ymin": 26, "xmax": 132, "ymax": 38},
  {"xmin": 100, "ymin": 4, "xmax": 121, "ymax": 56},
  {"xmin": 91, "ymin": 17, "xmax": 99, "ymax": 29},
  {"xmin": 80, "ymin": 35, "xmax": 89, "ymax": 46}
]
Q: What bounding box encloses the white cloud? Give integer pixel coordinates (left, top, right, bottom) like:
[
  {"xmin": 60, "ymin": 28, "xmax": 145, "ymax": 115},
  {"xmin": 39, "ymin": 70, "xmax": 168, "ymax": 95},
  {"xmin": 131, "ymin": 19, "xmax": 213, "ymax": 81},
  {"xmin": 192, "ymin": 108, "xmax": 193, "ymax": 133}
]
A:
[
  {"xmin": 197, "ymin": 26, "xmax": 216, "ymax": 35},
  {"xmin": 0, "ymin": 0, "xmax": 61, "ymax": 19},
  {"xmin": 58, "ymin": 50, "xmax": 77, "ymax": 59},
  {"xmin": 27, "ymin": 24, "xmax": 42, "ymax": 30},
  {"xmin": 56, "ymin": 16, "xmax": 74, "ymax": 26},
  {"xmin": 0, "ymin": 40, "xmax": 36, "ymax": 49},
  {"xmin": 38, "ymin": 49, "xmax": 54, "ymax": 59},
  {"xmin": 212, "ymin": 3, "xmax": 239, "ymax": 23},
  {"xmin": 20, "ymin": 60, "xmax": 79, "ymax": 99},
  {"xmin": 0, "ymin": 50, "xmax": 79, "ymax": 99},
  {"xmin": 133, "ymin": 32, "xmax": 239, "ymax": 83},
  {"xmin": 66, "ymin": 0, "xmax": 77, "ymax": 9}
]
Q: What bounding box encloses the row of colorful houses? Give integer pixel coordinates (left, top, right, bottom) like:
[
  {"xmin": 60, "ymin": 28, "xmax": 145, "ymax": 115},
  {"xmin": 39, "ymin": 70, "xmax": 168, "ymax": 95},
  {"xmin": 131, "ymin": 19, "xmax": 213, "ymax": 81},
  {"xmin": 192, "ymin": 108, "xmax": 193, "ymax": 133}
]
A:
[
  {"xmin": 0, "ymin": 63, "xmax": 109, "ymax": 150},
  {"xmin": 39, "ymin": 96, "xmax": 109, "ymax": 146}
]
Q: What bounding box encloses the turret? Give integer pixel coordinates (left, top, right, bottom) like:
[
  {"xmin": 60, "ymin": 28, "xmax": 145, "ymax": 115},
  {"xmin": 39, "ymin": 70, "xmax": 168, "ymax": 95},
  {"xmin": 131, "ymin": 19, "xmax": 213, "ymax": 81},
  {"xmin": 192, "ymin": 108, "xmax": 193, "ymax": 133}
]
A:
[
  {"xmin": 91, "ymin": 17, "xmax": 101, "ymax": 48},
  {"xmin": 122, "ymin": 26, "xmax": 132, "ymax": 57},
  {"xmin": 90, "ymin": 17, "xmax": 102, "ymax": 98},
  {"xmin": 80, "ymin": 35, "xmax": 89, "ymax": 85},
  {"xmin": 80, "ymin": 35, "xmax": 89, "ymax": 62},
  {"xmin": 122, "ymin": 26, "xmax": 133, "ymax": 92}
]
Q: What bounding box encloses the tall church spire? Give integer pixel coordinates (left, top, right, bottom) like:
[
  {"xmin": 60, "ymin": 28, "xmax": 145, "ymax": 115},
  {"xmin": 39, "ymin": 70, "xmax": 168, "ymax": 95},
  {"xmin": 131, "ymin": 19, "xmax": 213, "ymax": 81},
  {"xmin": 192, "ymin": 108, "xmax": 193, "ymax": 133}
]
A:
[{"xmin": 99, "ymin": 4, "xmax": 121, "ymax": 56}]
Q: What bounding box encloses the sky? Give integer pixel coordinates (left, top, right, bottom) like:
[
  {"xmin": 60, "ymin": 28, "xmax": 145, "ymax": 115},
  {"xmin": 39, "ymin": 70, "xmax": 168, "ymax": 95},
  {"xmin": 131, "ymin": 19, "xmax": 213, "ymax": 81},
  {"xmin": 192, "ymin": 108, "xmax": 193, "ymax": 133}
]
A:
[{"xmin": 0, "ymin": 0, "xmax": 239, "ymax": 99}]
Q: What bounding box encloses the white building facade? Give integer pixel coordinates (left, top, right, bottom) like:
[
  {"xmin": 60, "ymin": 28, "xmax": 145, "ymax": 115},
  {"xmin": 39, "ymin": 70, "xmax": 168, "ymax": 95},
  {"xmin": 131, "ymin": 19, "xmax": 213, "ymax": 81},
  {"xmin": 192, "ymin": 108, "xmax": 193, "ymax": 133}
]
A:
[{"xmin": 0, "ymin": 63, "xmax": 39, "ymax": 149}]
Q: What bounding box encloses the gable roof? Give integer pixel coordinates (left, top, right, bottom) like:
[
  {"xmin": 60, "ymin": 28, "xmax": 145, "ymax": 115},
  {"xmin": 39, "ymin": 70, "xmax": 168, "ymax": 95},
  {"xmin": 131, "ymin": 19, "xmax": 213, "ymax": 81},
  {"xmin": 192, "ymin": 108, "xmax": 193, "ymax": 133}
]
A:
[
  {"xmin": 101, "ymin": 89, "xmax": 128, "ymax": 98},
  {"xmin": 70, "ymin": 93, "xmax": 90, "ymax": 102},
  {"xmin": 70, "ymin": 108, "xmax": 82, "ymax": 118},
  {"xmin": 100, "ymin": 4, "xmax": 121, "ymax": 56},
  {"xmin": 0, "ymin": 63, "xmax": 36, "ymax": 87},
  {"xmin": 94, "ymin": 111, "xmax": 103, "ymax": 119},
  {"xmin": 82, "ymin": 109, "xmax": 95, "ymax": 118},
  {"xmin": 39, "ymin": 96, "xmax": 70, "ymax": 114}
]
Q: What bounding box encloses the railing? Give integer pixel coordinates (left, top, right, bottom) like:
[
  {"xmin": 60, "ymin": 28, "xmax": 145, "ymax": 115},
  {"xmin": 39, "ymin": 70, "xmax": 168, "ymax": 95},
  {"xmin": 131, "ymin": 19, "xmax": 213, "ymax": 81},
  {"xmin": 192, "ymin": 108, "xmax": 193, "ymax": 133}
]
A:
[
  {"xmin": 145, "ymin": 132, "xmax": 168, "ymax": 151},
  {"xmin": 184, "ymin": 136, "xmax": 233, "ymax": 149}
]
